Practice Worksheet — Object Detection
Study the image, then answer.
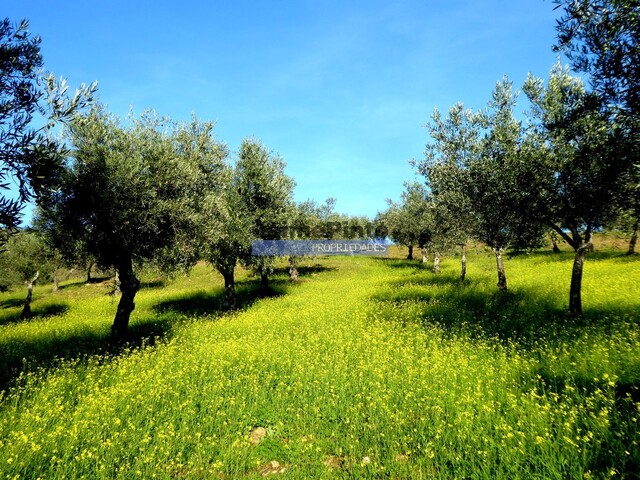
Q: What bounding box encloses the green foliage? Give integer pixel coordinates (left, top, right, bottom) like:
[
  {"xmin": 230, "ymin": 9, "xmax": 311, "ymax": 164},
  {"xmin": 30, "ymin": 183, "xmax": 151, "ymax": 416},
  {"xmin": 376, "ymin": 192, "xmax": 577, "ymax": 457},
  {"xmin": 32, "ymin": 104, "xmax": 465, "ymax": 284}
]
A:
[
  {"xmin": 0, "ymin": 18, "xmax": 96, "ymax": 239},
  {"xmin": 524, "ymin": 63, "xmax": 629, "ymax": 249},
  {"xmin": 419, "ymin": 80, "xmax": 549, "ymax": 256},
  {"xmin": 235, "ymin": 138, "xmax": 295, "ymax": 242},
  {"xmin": 554, "ymin": 0, "xmax": 640, "ymax": 117},
  {"xmin": 41, "ymin": 106, "xmax": 225, "ymax": 274},
  {"xmin": 0, "ymin": 230, "xmax": 52, "ymax": 290},
  {"xmin": 378, "ymin": 181, "xmax": 432, "ymax": 249}
]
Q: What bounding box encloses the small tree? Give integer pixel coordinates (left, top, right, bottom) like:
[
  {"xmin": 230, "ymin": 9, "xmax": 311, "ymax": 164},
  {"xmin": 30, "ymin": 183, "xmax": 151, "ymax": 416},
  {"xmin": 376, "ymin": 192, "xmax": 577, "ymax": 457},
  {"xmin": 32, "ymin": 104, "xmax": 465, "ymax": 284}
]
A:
[
  {"xmin": 417, "ymin": 103, "xmax": 479, "ymax": 280},
  {"xmin": 0, "ymin": 230, "xmax": 52, "ymax": 318},
  {"xmin": 200, "ymin": 166, "xmax": 253, "ymax": 311},
  {"xmin": 236, "ymin": 138, "xmax": 295, "ymax": 291},
  {"xmin": 419, "ymin": 81, "xmax": 549, "ymax": 291},
  {"xmin": 379, "ymin": 182, "xmax": 432, "ymax": 261}
]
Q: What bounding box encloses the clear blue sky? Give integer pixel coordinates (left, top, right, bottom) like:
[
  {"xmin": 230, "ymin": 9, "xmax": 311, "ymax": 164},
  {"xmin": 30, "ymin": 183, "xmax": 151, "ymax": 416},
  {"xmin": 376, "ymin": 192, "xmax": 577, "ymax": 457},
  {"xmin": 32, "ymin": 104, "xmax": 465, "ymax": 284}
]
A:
[{"xmin": 6, "ymin": 0, "xmax": 562, "ymax": 219}]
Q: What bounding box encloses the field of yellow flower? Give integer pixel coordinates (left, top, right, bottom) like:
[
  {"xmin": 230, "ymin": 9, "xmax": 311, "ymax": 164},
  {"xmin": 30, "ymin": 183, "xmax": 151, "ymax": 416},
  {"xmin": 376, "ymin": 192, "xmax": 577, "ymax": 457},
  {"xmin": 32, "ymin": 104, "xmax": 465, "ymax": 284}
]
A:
[{"xmin": 0, "ymin": 246, "xmax": 639, "ymax": 478}]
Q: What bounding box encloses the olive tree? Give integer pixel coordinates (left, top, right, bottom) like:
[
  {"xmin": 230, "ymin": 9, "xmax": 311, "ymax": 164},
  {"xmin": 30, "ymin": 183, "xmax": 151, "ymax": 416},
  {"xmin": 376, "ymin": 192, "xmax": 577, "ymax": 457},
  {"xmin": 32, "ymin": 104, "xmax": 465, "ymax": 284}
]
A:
[
  {"xmin": 378, "ymin": 181, "xmax": 432, "ymax": 262},
  {"xmin": 417, "ymin": 103, "xmax": 479, "ymax": 280},
  {"xmin": 40, "ymin": 106, "xmax": 226, "ymax": 339},
  {"xmin": 418, "ymin": 80, "xmax": 549, "ymax": 291},
  {"xmin": 524, "ymin": 64, "xmax": 630, "ymax": 315},
  {"xmin": 554, "ymin": 0, "xmax": 640, "ymax": 254},
  {"xmin": 0, "ymin": 230, "xmax": 53, "ymax": 318},
  {"xmin": 236, "ymin": 138, "xmax": 295, "ymax": 291}
]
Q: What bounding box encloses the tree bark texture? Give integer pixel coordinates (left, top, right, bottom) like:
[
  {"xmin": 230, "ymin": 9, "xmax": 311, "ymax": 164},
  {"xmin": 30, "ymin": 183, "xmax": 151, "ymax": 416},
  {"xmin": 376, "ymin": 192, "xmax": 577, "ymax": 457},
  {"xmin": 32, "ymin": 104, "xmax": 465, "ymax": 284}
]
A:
[
  {"xmin": 421, "ymin": 248, "xmax": 428, "ymax": 265},
  {"xmin": 406, "ymin": 245, "xmax": 414, "ymax": 260},
  {"xmin": 460, "ymin": 243, "xmax": 467, "ymax": 281},
  {"xmin": 494, "ymin": 248, "xmax": 507, "ymax": 292},
  {"xmin": 628, "ymin": 220, "xmax": 638, "ymax": 255},
  {"xmin": 21, "ymin": 271, "xmax": 39, "ymax": 319},
  {"xmin": 221, "ymin": 267, "xmax": 236, "ymax": 311},
  {"xmin": 111, "ymin": 258, "xmax": 140, "ymax": 341},
  {"xmin": 86, "ymin": 262, "xmax": 94, "ymax": 283},
  {"xmin": 288, "ymin": 257, "xmax": 299, "ymax": 282},
  {"xmin": 433, "ymin": 253, "xmax": 440, "ymax": 273},
  {"xmin": 569, "ymin": 244, "xmax": 589, "ymax": 316}
]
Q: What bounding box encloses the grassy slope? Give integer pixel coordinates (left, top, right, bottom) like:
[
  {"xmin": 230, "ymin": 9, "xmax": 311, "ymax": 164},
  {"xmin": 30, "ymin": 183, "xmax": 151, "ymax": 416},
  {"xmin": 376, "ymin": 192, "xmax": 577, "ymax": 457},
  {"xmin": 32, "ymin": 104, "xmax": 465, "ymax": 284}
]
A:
[{"xmin": 0, "ymin": 248, "xmax": 639, "ymax": 479}]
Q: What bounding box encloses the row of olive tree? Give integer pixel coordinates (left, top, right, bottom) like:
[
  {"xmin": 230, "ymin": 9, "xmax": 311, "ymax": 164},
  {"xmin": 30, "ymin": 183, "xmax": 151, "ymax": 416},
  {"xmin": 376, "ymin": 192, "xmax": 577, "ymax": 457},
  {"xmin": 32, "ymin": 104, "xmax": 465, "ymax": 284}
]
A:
[
  {"xmin": 408, "ymin": 64, "xmax": 633, "ymax": 316},
  {"xmin": 384, "ymin": 0, "xmax": 638, "ymax": 316},
  {"xmin": 35, "ymin": 105, "xmax": 297, "ymax": 339}
]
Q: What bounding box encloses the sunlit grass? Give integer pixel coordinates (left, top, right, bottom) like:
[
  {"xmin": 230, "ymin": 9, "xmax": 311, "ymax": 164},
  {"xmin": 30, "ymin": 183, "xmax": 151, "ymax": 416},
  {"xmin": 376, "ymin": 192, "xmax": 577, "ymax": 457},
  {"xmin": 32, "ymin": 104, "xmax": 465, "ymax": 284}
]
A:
[{"xmin": 0, "ymin": 247, "xmax": 639, "ymax": 478}]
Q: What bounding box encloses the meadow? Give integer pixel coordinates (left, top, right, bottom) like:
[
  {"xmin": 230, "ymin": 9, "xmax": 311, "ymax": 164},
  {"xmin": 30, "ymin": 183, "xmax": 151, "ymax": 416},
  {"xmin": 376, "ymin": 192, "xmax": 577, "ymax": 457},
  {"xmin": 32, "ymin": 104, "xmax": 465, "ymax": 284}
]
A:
[{"xmin": 0, "ymin": 243, "xmax": 639, "ymax": 479}]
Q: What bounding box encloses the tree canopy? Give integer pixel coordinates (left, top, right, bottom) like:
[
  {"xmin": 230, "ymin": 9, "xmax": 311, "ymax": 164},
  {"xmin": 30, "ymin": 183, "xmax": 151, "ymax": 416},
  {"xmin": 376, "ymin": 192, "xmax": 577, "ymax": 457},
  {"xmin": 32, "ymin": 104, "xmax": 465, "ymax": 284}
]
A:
[{"xmin": 0, "ymin": 18, "xmax": 95, "ymax": 241}]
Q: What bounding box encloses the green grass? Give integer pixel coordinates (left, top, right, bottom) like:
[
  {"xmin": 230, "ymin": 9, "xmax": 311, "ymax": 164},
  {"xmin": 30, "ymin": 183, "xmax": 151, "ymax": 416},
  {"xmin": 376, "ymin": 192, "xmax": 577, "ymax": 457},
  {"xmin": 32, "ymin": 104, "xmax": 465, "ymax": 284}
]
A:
[{"xmin": 0, "ymin": 249, "xmax": 639, "ymax": 479}]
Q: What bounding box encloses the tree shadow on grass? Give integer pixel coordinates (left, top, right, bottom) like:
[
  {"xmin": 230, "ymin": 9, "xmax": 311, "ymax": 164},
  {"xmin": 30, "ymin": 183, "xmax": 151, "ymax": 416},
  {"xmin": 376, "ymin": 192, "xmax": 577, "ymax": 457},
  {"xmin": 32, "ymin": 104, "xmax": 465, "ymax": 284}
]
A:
[
  {"xmin": 0, "ymin": 303, "xmax": 69, "ymax": 327},
  {"xmin": 271, "ymin": 263, "xmax": 338, "ymax": 276},
  {"xmin": 0, "ymin": 297, "xmax": 25, "ymax": 309},
  {"xmin": 370, "ymin": 257, "xmax": 430, "ymax": 271},
  {"xmin": 0, "ymin": 313, "xmax": 177, "ymax": 393},
  {"xmin": 373, "ymin": 260, "xmax": 640, "ymax": 476},
  {"xmin": 372, "ymin": 265, "xmax": 639, "ymax": 346},
  {"xmin": 153, "ymin": 278, "xmax": 288, "ymax": 317}
]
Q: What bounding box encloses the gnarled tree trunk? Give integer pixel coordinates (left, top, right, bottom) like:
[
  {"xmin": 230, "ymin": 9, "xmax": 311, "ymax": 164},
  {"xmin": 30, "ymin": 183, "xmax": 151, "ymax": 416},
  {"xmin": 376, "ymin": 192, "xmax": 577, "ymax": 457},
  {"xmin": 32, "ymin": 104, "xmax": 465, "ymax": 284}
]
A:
[
  {"xmin": 112, "ymin": 257, "xmax": 140, "ymax": 341},
  {"xmin": 288, "ymin": 257, "xmax": 299, "ymax": 282},
  {"xmin": 551, "ymin": 232, "xmax": 561, "ymax": 253},
  {"xmin": 433, "ymin": 253, "xmax": 441, "ymax": 273},
  {"xmin": 460, "ymin": 243, "xmax": 467, "ymax": 281},
  {"xmin": 569, "ymin": 239, "xmax": 592, "ymax": 316},
  {"xmin": 22, "ymin": 271, "xmax": 39, "ymax": 319},
  {"xmin": 628, "ymin": 220, "xmax": 638, "ymax": 255},
  {"xmin": 221, "ymin": 266, "xmax": 236, "ymax": 311},
  {"xmin": 406, "ymin": 245, "xmax": 414, "ymax": 260},
  {"xmin": 493, "ymin": 248, "xmax": 507, "ymax": 292},
  {"xmin": 421, "ymin": 247, "xmax": 428, "ymax": 265}
]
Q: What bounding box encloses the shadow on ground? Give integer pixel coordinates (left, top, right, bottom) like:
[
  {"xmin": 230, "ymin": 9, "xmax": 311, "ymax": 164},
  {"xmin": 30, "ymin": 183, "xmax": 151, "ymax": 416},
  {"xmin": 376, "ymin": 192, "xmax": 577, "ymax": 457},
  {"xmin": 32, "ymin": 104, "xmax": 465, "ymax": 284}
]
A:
[
  {"xmin": 271, "ymin": 263, "xmax": 338, "ymax": 277},
  {"xmin": 372, "ymin": 258, "xmax": 639, "ymax": 345},
  {"xmin": 153, "ymin": 278, "xmax": 289, "ymax": 317},
  {"xmin": 0, "ymin": 303, "xmax": 69, "ymax": 327},
  {"xmin": 0, "ymin": 312, "xmax": 177, "ymax": 393}
]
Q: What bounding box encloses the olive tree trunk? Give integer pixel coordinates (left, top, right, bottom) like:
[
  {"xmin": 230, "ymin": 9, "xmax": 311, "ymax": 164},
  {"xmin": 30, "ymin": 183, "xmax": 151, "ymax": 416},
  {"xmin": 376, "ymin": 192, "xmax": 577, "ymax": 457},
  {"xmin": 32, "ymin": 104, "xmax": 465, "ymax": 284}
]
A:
[
  {"xmin": 406, "ymin": 245, "xmax": 414, "ymax": 260},
  {"xmin": 86, "ymin": 261, "xmax": 94, "ymax": 283},
  {"xmin": 52, "ymin": 270, "xmax": 59, "ymax": 292},
  {"xmin": 221, "ymin": 266, "xmax": 236, "ymax": 311},
  {"xmin": 111, "ymin": 257, "xmax": 140, "ymax": 341},
  {"xmin": 493, "ymin": 248, "xmax": 507, "ymax": 292},
  {"xmin": 433, "ymin": 253, "xmax": 441, "ymax": 273},
  {"xmin": 569, "ymin": 240, "xmax": 592, "ymax": 316},
  {"xmin": 260, "ymin": 271, "xmax": 269, "ymax": 291},
  {"xmin": 460, "ymin": 243, "xmax": 467, "ymax": 281},
  {"xmin": 421, "ymin": 248, "xmax": 428, "ymax": 265},
  {"xmin": 628, "ymin": 220, "xmax": 638, "ymax": 255},
  {"xmin": 21, "ymin": 271, "xmax": 39, "ymax": 319},
  {"xmin": 288, "ymin": 256, "xmax": 299, "ymax": 282},
  {"xmin": 551, "ymin": 233, "xmax": 561, "ymax": 253}
]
